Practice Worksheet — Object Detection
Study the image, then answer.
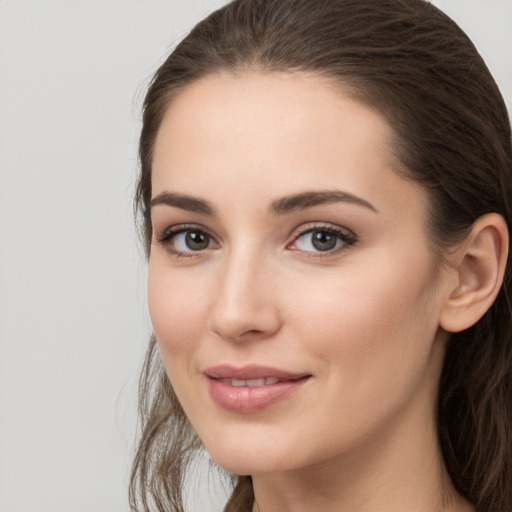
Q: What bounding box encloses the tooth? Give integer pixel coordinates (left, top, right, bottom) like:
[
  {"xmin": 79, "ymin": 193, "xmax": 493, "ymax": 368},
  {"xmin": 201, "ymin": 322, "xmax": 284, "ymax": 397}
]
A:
[
  {"xmin": 246, "ymin": 378, "xmax": 265, "ymax": 387},
  {"xmin": 218, "ymin": 377, "xmax": 283, "ymax": 387}
]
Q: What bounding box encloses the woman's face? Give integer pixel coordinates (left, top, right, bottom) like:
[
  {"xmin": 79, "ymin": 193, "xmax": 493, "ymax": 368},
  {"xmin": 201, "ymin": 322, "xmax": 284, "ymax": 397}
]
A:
[{"xmin": 148, "ymin": 72, "xmax": 452, "ymax": 476}]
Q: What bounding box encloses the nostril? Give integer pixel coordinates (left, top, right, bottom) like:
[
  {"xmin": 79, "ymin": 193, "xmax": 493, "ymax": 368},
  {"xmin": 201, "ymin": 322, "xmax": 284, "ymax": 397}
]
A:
[{"xmin": 231, "ymin": 329, "xmax": 266, "ymax": 343}]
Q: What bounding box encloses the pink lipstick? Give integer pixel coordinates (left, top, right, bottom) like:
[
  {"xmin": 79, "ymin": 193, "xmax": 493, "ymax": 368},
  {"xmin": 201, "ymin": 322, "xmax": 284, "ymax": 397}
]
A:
[{"xmin": 204, "ymin": 365, "xmax": 311, "ymax": 413}]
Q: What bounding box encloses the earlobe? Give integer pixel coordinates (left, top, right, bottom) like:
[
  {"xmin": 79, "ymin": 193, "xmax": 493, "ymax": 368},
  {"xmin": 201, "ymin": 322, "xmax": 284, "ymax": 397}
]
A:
[{"xmin": 439, "ymin": 213, "xmax": 509, "ymax": 333}]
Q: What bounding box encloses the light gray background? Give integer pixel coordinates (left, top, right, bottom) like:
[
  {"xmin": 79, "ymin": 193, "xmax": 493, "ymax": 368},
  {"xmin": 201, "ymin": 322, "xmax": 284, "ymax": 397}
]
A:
[{"xmin": 0, "ymin": 1, "xmax": 510, "ymax": 511}]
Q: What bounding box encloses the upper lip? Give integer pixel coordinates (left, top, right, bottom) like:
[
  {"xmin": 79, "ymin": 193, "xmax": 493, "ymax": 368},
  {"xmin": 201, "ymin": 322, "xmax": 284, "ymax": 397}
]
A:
[{"xmin": 204, "ymin": 364, "xmax": 310, "ymax": 381}]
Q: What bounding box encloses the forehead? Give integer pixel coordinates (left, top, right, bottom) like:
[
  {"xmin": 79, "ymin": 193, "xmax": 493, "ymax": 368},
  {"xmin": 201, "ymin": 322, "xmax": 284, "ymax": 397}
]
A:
[
  {"xmin": 151, "ymin": 71, "xmax": 427, "ymax": 223},
  {"xmin": 154, "ymin": 71, "xmax": 394, "ymax": 160}
]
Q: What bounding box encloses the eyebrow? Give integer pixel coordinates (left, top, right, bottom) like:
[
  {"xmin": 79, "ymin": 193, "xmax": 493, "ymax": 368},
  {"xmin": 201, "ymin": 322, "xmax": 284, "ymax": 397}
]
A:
[
  {"xmin": 148, "ymin": 192, "xmax": 216, "ymax": 216},
  {"xmin": 269, "ymin": 190, "xmax": 378, "ymax": 215},
  {"xmin": 147, "ymin": 189, "xmax": 377, "ymax": 217}
]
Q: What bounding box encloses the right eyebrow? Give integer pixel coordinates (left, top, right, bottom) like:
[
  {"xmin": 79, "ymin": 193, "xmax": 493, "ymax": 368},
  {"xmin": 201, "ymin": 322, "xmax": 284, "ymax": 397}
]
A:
[{"xmin": 147, "ymin": 192, "xmax": 216, "ymax": 216}]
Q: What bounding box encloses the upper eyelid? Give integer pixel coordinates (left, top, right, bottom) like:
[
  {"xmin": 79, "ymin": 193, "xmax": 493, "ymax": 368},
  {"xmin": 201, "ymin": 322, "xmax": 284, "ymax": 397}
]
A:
[
  {"xmin": 155, "ymin": 220, "xmax": 352, "ymax": 235},
  {"xmin": 289, "ymin": 222, "xmax": 355, "ymax": 239},
  {"xmin": 154, "ymin": 223, "xmax": 215, "ymax": 240}
]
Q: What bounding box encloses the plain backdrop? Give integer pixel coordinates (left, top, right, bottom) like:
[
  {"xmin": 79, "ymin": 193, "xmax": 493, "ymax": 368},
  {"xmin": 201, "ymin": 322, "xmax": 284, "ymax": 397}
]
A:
[{"xmin": 0, "ymin": 1, "xmax": 510, "ymax": 511}]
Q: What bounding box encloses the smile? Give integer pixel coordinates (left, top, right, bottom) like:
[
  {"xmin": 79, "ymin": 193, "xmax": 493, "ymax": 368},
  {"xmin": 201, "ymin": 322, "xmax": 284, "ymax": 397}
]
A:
[
  {"xmin": 204, "ymin": 365, "xmax": 311, "ymax": 413},
  {"xmin": 219, "ymin": 377, "xmax": 281, "ymax": 387}
]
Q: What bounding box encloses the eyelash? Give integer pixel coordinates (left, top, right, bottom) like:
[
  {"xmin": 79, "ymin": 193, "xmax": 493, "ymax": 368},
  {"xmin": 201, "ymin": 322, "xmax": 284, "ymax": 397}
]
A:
[
  {"xmin": 154, "ymin": 224, "xmax": 216, "ymax": 259},
  {"xmin": 289, "ymin": 224, "xmax": 357, "ymax": 257},
  {"xmin": 153, "ymin": 223, "xmax": 357, "ymax": 259}
]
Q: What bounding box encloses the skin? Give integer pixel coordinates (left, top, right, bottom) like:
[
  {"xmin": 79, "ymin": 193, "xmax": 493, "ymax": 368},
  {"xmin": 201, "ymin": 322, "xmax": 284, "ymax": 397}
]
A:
[{"xmin": 148, "ymin": 72, "xmax": 476, "ymax": 512}]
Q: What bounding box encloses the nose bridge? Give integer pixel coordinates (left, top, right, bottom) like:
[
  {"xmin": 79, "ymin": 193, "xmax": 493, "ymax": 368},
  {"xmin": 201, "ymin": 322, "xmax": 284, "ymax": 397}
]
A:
[{"xmin": 208, "ymin": 241, "xmax": 280, "ymax": 342}]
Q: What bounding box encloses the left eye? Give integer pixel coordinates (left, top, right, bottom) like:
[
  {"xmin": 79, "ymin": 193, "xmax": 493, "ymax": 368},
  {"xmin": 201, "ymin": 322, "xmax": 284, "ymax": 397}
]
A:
[{"xmin": 291, "ymin": 228, "xmax": 352, "ymax": 253}]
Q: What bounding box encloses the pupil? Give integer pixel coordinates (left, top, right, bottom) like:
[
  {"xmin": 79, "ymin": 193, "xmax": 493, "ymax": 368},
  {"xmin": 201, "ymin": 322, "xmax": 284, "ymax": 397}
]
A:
[
  {"xmin": 185, "ymin": 231, "xmax": 209, "ymax": 250},
  {"xmin": 312, "ymin": 230, "xmax": 337, "ymax": 251}
]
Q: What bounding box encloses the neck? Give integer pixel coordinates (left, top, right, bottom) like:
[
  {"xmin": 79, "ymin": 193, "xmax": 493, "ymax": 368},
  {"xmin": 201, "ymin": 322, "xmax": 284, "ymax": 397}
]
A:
[{"xmin": 251, "ymin": 396, "xmax": 473, "ymax": 512}]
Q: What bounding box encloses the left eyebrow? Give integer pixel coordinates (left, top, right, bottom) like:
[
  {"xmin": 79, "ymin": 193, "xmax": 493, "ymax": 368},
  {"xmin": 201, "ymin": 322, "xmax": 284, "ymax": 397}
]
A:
[{"xmin": 269, "ymin": 190, "xmax": 378, "ymax": 215}]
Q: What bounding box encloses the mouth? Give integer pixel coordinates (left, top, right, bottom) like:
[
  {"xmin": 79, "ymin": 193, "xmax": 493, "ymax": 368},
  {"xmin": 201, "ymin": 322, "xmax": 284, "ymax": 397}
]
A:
[
  {"xmin": 217, "ymin": 377, "xmax": 284, "ymax": 387},
  {"xmin": 204, "ymin": 365, "xmax": 312, "ymax": 412},
  {"xmin": 204, "ymin": 364, "xmax": 310, "ymax": 381}
]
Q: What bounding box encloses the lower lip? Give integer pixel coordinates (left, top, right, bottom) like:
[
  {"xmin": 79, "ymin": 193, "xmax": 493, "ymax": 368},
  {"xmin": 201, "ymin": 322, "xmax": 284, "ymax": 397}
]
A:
[{"xmin": 207, "ymin": 377, "xmax": 310, "ymax": 413}]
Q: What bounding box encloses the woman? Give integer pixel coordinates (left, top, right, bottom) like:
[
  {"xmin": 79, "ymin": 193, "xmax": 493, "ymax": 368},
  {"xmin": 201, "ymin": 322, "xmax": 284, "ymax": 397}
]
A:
[{"xmin": 130, "ymin": 0, "xmax": 512, "ymax": 511}]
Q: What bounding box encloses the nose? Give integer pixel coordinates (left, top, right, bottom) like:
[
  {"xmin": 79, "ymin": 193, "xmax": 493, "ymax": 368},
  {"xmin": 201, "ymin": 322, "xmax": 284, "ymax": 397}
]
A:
[{"xmin": 208, "ymin": 249, "xmax": 282, "ymax": 343}]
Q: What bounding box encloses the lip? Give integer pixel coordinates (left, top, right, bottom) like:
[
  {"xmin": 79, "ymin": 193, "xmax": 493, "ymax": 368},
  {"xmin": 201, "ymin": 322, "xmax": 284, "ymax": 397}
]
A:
[{"xmin": 204, "ymin": 364, "xmax": 311, "ymax": 413}]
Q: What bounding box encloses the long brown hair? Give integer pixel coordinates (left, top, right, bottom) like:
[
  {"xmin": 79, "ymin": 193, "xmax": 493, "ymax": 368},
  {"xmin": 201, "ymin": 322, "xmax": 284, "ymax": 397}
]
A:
[{"xmin": 130, "ymin": 1, "xmax": 512, "ymax": 511}]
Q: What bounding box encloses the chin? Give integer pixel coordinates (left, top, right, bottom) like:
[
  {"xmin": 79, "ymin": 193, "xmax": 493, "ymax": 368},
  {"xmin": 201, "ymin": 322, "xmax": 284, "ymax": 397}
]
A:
[{"xmin": 202, "ymin": 435, "xmax": 293, "ymax": 476}]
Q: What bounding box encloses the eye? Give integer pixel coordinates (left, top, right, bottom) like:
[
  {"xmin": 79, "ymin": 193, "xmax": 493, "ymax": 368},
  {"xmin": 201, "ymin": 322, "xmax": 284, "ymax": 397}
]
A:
[
  {"xmin": 174, "ymin": 230, "xmax": 213, "ymax": 251},
  {"xmin": 155, "ymin": 225, "xmax": 218, "ymax": 255},
  {"xmin": 288, "ymin": 225, "xmax": 356, "ymax": 254}
]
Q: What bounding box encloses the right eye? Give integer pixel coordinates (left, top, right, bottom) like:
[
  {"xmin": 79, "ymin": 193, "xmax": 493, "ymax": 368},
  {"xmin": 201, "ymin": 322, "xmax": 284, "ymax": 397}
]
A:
[{"xmin": 156, "ymin": 226, "xmax": 218, "ymax": 256}]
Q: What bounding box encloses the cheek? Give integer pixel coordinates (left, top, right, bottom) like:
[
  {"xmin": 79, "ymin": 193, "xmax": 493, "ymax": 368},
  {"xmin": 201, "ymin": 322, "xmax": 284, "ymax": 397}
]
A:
[
  {"xmin": 147, "ymin": 260, "xmax": 210, "ymax": 359},
  {"xmin": 285, "ymin": 250, "xmax": 440, "ymax": 387},
  {"xmin": 271, "ymin": 256, "xmax": 442, "ymax": 458}
]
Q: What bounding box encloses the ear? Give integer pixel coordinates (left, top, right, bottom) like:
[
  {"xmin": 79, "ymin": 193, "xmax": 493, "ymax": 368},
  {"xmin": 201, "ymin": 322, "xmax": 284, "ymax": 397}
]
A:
[{"xmin": 439, "ymin": 213, "xmax": 509, "ymax": 333}]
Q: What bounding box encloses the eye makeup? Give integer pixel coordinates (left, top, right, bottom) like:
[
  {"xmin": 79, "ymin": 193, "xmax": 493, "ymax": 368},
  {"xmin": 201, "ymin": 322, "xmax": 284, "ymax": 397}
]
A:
[{"xmin": 152, "ymin": 220, "xmax": 358, "ymax": 260}]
